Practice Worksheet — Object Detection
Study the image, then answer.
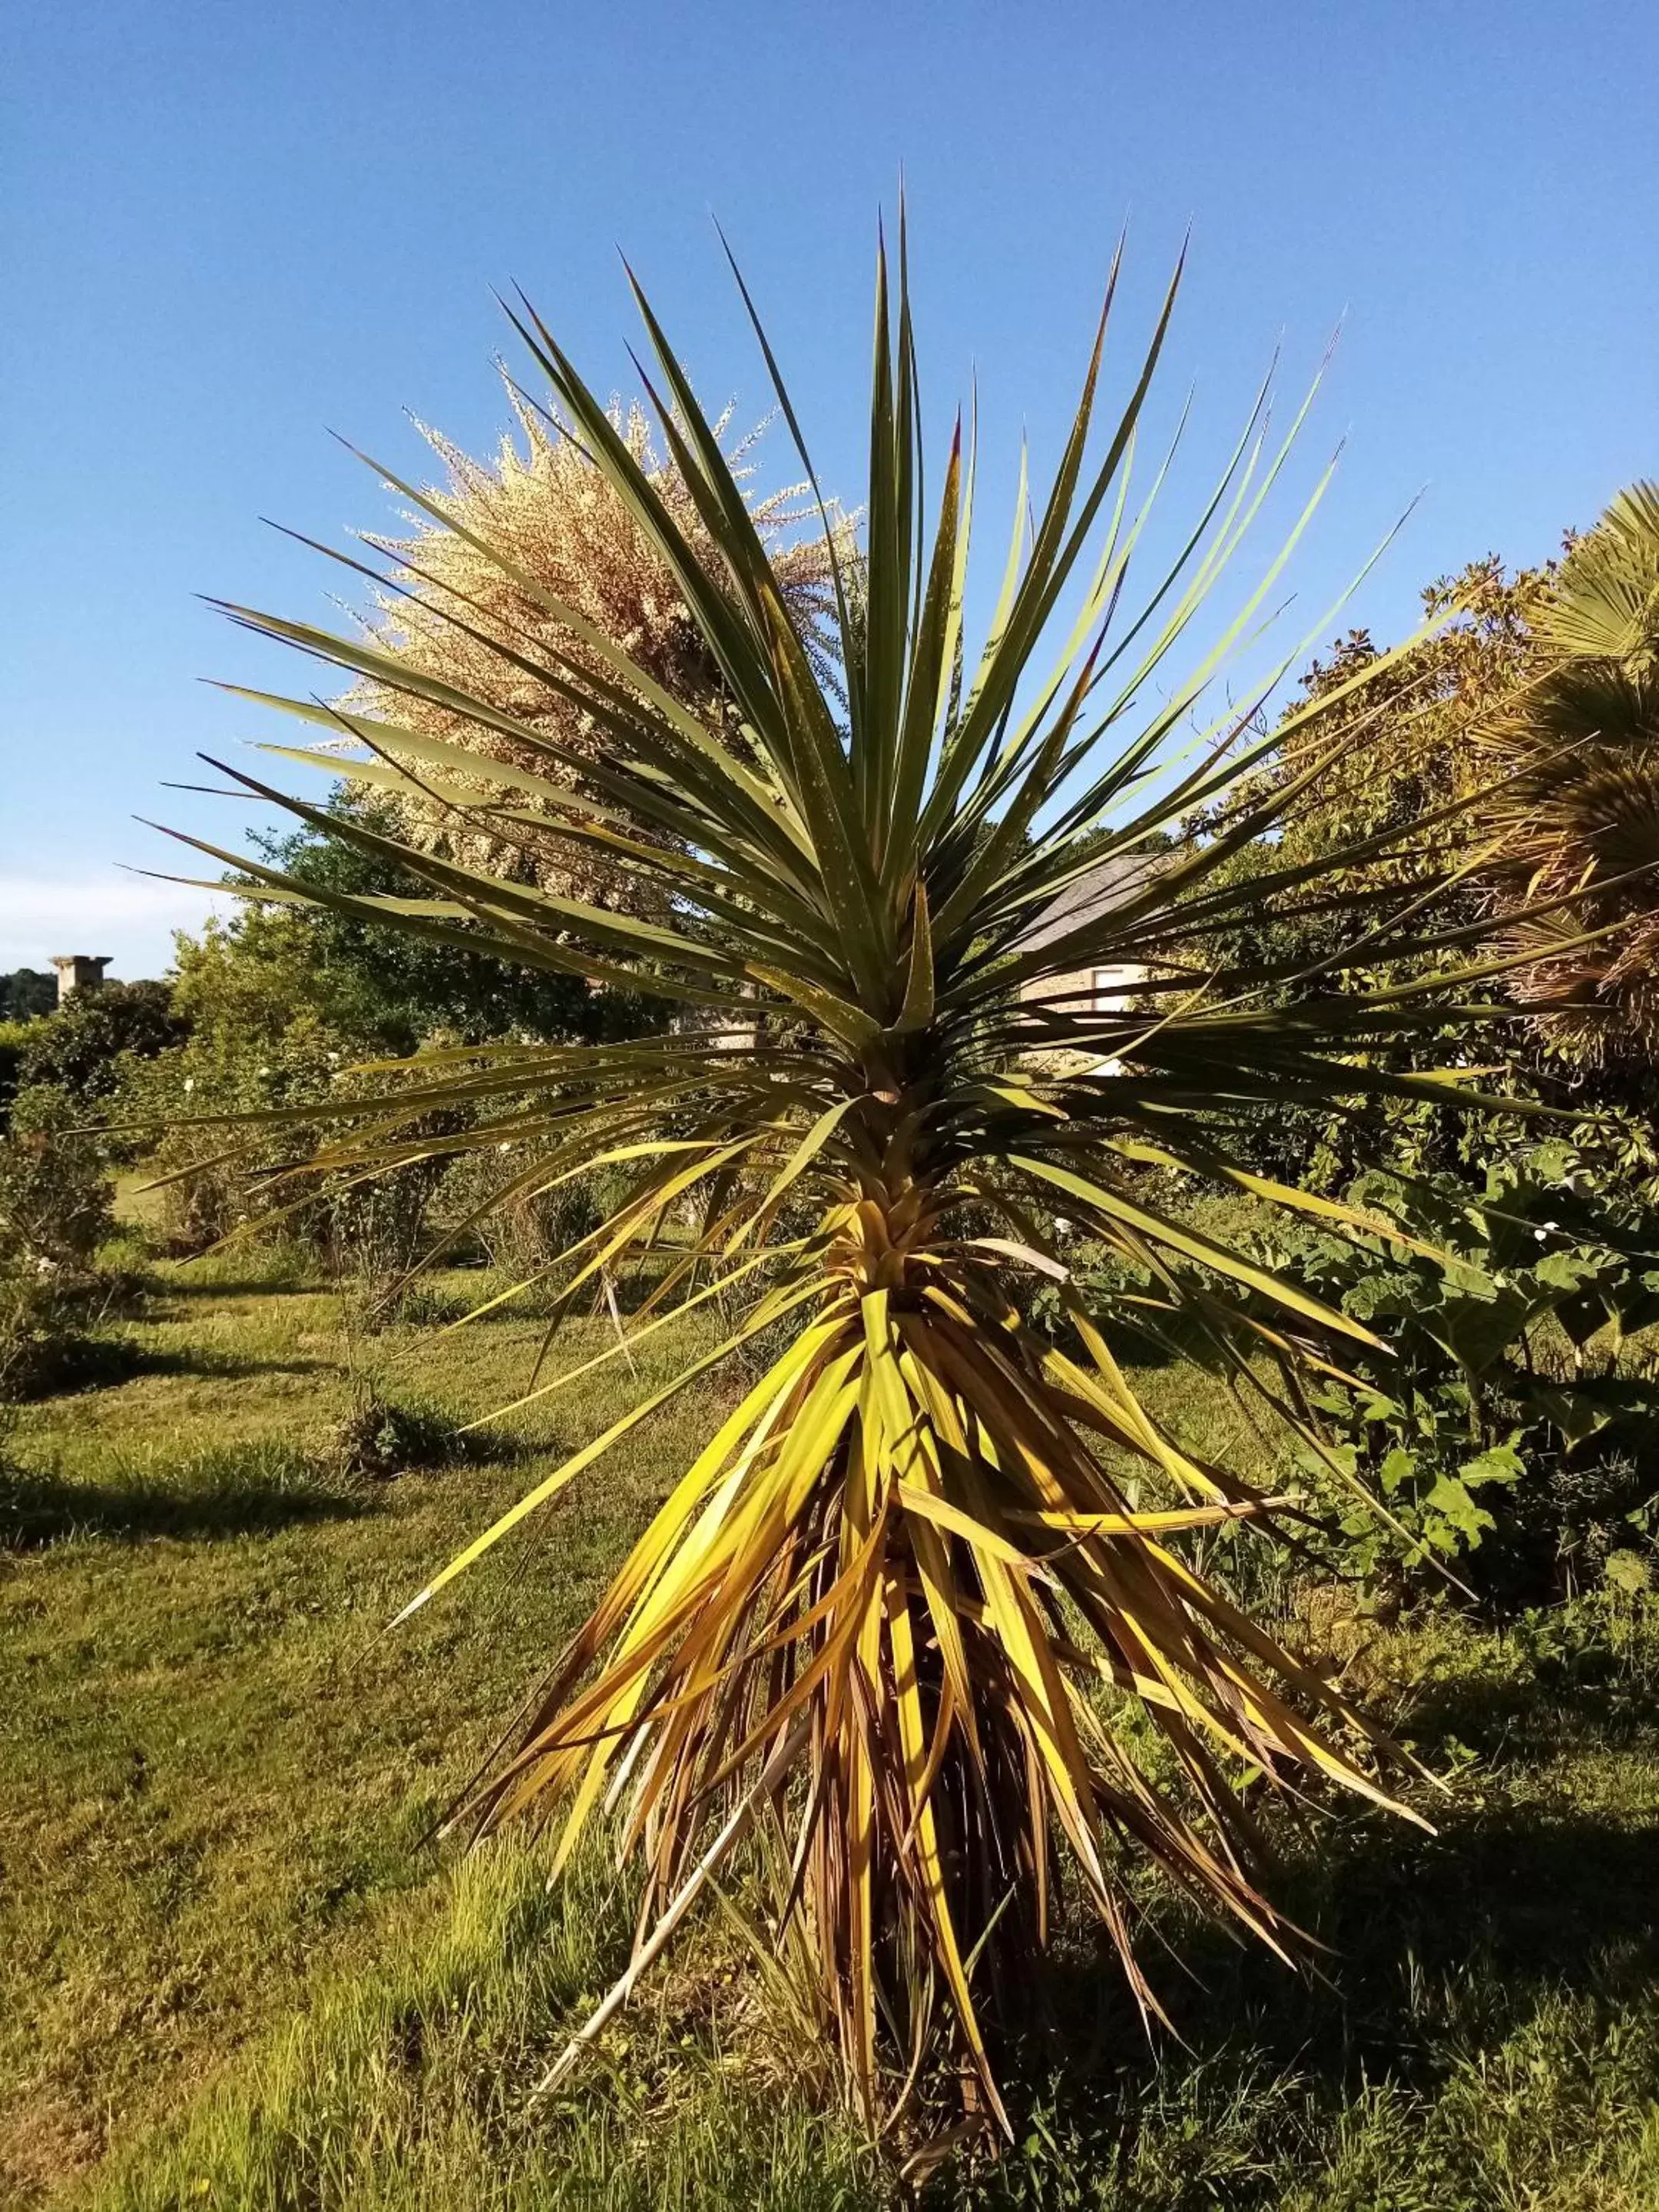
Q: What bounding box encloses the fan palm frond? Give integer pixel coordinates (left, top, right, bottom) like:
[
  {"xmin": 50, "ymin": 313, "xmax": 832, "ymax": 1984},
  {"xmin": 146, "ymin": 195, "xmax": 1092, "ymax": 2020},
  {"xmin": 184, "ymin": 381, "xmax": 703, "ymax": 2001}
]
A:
[
  {"xmin": 1486, "ymin": 480, "xmax": 1659, "ymax": 1057},
  {"xmin": 1535, "ymin": 480, "xmax": 1659, "ymax": 668}
]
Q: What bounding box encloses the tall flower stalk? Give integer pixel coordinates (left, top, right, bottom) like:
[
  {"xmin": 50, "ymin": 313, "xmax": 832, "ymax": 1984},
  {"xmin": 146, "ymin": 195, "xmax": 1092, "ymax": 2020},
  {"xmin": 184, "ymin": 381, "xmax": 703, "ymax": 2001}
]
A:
[{"xmin": 338, "ymin": 382, "xmax": 852, "ymax": 908}]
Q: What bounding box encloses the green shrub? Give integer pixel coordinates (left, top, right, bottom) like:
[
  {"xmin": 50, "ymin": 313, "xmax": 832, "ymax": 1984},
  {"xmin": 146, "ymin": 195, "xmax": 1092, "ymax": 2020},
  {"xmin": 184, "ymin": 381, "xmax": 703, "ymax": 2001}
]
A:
[
  {"xmin": 1247, "ymin": 1144, "xmax": 1659, "ymax": 1604},
  {"xmin": 0, "ymin": 1271, "xmax": 135, "ymax": 1400},
  {"xmin": 0, "ymin": 1015, "xmax": 39, "ymax": 1123},
  {"xmin": 1047, "ymin": 1144, "xmax": 1659, "ymax": 1609},
  {"xmin": 325, "ymin": 1152, "xmax": 460, "ymax": 1313},
  {"xmin": 129, "ymin": 1001, "xmax": 464, "ymax": 1274},
  {"xmin": 13, "ymin": 980, "xmax": 185, "ymax": 1108},
  {"xmin": 0, "ymin": 1086, "xmax": 140, "ymax": 1402},
  {"xmin": 439, "ymin": 1147, "xmax": 605, "ymax": 1277},
  {"xmin": 0, "ymin": 1082, "xmax": 116, "ymax": 1271},
  {"xmin": 326, "ymin": 1379, "xmax": 490, "ymax": 1479},
  {"xmin": 126, "ymin": 1021, "xmax": 341, "ymax": 1251},
  {"xmin": 134, "ymin": 1056, "xmax": 450, "ymax": 1267}
]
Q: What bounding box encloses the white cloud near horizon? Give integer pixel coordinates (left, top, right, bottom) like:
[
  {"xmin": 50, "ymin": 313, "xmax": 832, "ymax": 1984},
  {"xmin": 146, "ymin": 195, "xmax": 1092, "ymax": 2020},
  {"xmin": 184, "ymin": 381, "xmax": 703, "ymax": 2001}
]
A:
[{"xmin": 0, "ymin": 874, "xmax": 233, "ymax": 977}]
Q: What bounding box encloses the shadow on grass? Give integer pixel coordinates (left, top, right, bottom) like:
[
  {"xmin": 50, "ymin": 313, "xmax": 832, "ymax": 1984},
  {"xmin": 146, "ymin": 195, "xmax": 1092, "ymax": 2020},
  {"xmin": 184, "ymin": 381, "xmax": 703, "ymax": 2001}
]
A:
[
  {"xmin": 0, "ymin": 1330, "xmax": 145, "ymax": 1400},
  {"xmin": 129, "ymin": 1345, "xmax": 335, "ymax": 1382},
  {"xmin": 153, "ymin": 1274, "xmax": 324, "ymax": 1301},
  {"xmin": 0, "ymin": 1442, "xmax": 373, "ymax": 1548},
  {"xmin": 949, "ymin": 1743, "xmax": 1659, "ymax": 2207},
  {"xmin": 15, "ymin": 1321, "xmax": 339, "ymax": 1400},
  {"xmin": 1386, "ymin": 1634, "xmax": 1659, "ymax": 1767},
  {"xmin": 326, "ymin": 1386, "xmax": 539, "ymax": 1479}
]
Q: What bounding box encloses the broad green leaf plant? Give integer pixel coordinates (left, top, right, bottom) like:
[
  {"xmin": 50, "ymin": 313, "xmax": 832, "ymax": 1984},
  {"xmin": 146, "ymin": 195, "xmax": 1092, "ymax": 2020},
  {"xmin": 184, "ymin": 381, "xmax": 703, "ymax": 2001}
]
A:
[
  {"xmin": 1210, "ymin": 1144, "xmax": 1659, "ymax": 1585},
  {"xmin": 161, "ymin": 222, "xmax": 1567, "ymax": 2135}
]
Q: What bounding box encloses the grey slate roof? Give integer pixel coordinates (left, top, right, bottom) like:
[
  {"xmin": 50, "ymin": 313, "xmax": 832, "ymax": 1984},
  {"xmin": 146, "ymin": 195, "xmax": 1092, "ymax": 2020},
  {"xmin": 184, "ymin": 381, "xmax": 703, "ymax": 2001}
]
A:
[{"xmin": 1018, "ymin": 851, "xmax": 1154, "ymax": 951}]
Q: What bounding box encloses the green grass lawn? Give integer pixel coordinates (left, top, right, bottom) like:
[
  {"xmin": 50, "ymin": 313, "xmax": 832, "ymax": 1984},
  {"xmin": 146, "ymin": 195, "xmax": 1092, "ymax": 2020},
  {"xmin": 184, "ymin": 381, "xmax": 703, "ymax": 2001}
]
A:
[{"xmin": 5, "ymin": 1234, "xmax": 1659, "ymax": 2208}]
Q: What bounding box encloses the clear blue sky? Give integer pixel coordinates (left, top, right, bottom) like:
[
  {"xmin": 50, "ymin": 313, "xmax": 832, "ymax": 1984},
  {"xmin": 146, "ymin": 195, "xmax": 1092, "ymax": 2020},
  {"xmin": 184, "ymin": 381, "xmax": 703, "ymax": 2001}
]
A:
[{"xmin": 4, "ymin": 0, "xmax": 1655, "ymax": 977}]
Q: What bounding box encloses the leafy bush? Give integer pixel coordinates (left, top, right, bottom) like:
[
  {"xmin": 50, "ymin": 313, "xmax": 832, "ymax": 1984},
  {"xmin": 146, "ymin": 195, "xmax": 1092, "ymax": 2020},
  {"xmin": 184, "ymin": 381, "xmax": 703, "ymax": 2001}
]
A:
[
  {"xmin": 13, "ymin": 980, "xmax": 185, "ymax": 1104},
  {"xmin": 1245, "ymin": 1144, "xmax": 1659, "ymax": 1602},
  {"xmin": 0, "ymin": 1272, "xmax": 136, "ymax": 1401},
  {"xmin": 127, "ymin": 883, "xmax": 626, "ymax": 1262},
  {"xmin": 145, "ymin": 1094, "xmax": 454, "ymax": 1273},
  {"xmin": 327, "ymin": 1380, "xmax": 481, "ymax": 1479},
  {"xmin": 438, "ymin": 1143, "xmax": 607, "ymax": 1278},
  {"xmin": 121, "ymin": 916, "xmax": 364, "ymax": 1250},
  {"xmin": 320, "ymin": 1150, "xmax": 462, "ymax": 1320},
  {"xmin": 0, "ymin": 1083, "xmax": 116, "ymax": 1270},
  {"xmin": 0, "ymin": 1016, "xmax": 38, "ymax": 1121},
  {"xmin": 0, "ymin": 1084, "xmax": 141, "ymax": 1402},
  {"xmin": 129, "ymin": 1012, "xmax": 446, "ymax": 1266}
]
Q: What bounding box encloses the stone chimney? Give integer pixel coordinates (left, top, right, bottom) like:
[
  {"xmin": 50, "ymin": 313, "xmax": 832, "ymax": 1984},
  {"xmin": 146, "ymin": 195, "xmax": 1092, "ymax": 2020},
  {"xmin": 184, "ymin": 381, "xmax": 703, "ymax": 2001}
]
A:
[{"xmin": 51, "ymin": 955, "xmax": 112, "ymax": 1005}]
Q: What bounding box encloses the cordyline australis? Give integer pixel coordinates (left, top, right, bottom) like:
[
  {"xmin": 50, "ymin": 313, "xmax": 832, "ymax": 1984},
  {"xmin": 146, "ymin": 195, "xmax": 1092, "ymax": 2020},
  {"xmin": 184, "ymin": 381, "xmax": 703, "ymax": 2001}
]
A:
[{"xmin": 156, "ymin": 217, "xmax": 1561, "ymax": 2140}]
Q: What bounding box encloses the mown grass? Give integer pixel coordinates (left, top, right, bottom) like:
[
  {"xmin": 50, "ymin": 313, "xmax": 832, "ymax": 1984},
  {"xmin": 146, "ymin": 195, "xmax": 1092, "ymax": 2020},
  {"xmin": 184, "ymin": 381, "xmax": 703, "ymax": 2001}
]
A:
[
  {"xmin": 87, "ymin": 1842, "xmax": 882, "ymax": 2212},
  {"xmin": 4, "ymin": 1224, "xmax": 1659, "ymax": 2207},
  {"xmin": 2, "ymin": 1233, "xmax": 750, "ymax": 2203}
]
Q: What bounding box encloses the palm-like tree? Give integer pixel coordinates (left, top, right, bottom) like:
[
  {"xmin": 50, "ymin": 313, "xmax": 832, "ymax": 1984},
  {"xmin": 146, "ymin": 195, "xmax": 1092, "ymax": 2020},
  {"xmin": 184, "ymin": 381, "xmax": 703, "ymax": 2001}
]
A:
[
  {"xmin": 164, "ymin": 227, "xmax": 1546, "ymax": 2135},
  {"xmin": 1489, "ymin": 482, "xmax": 1659, "ymax": 1058}
]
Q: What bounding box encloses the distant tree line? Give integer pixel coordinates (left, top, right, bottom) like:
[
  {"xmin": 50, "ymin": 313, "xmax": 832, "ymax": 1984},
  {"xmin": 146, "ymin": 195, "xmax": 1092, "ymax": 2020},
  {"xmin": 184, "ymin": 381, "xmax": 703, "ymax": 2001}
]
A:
[{"xmin": 1, "ymin": 969, "xmax": 57, "ymax": 1020}]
